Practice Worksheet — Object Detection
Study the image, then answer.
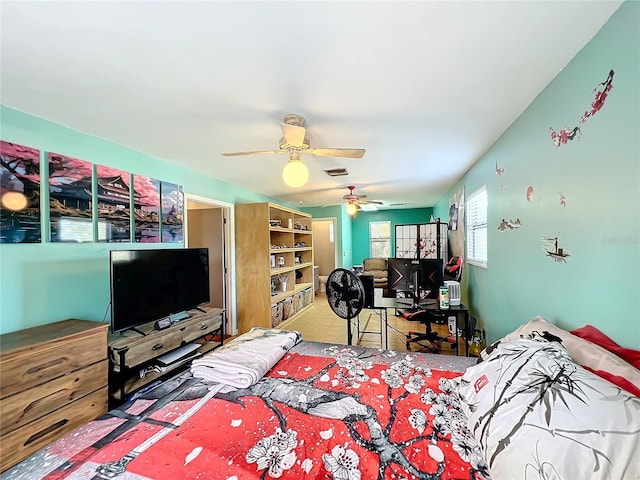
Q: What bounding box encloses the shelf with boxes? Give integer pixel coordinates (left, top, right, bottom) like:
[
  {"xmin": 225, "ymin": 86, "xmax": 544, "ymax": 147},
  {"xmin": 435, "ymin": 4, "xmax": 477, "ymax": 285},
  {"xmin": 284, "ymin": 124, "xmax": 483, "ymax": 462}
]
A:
[{"xmin": 236, "ymin": 202, "xmax": 314, "ymax": 334}]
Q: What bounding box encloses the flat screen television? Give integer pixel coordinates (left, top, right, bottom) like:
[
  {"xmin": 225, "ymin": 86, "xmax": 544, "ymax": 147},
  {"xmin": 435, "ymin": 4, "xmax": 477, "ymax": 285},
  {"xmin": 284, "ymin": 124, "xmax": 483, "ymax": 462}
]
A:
[
  {"xmin": 110, "ymin": 248, "xmax": 210, "ymax": 334},
  {"xmin": 388, "ymin": 257, "xmax": 444, "ymax": 308}
]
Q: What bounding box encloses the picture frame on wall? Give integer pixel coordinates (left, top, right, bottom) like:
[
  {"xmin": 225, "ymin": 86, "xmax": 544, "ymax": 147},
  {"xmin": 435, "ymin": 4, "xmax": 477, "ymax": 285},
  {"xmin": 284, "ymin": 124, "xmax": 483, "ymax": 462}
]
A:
[
  {"xmin": 48, "ymin": 152, "xmax": 93, "ymax": 243},
  {"xmin": 0, "ymin": 140, "xmax": 42, "ymax": 243},
  {"xmin": 449, "ymin": 203, "xmax": 459, "ymax": 230},
  {"xmin": 96, "ymin": 165, "xmax": 132, "ymax": 243},
  {"xmin": 448, "ymin": 186, "xmax": 465, "ymax": 259},
  {"xmin": 160, "ymin": 181, "xmax": 184, "ymax": 243},
  {"xmin": 133, "ymin": 174, "xmax": 160, "ymax": 243}
]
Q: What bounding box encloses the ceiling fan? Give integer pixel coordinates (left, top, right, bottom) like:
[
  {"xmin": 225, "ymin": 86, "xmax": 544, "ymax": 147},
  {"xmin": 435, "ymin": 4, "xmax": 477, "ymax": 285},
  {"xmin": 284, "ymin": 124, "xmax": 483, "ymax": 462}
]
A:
[
  {"xmin": 343, "ymin": 185, "xmax": 383, "ymax": 215},
  {"xmin": 222, "ymin": 114, "xmax": 366, "ymax": 188},
  {"xmin": 222, "ymin": 114, "xmax": 366, "ymax": 159}
]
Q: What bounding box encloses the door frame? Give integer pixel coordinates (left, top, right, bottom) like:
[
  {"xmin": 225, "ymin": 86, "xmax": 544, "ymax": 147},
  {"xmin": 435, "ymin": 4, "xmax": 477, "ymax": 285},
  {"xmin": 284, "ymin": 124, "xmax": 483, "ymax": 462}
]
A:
[
  {"xmin": 184, "ymin": 193, "xmax": 237, "ymax": 336},
  {"xmin": 312, "ymin": 217, "xmax": 339, "ymax": 274}
]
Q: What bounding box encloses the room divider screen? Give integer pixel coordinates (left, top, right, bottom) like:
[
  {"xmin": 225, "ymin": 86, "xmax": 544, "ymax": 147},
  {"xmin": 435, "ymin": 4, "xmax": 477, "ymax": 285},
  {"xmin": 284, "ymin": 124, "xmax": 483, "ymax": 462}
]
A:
[{"xmin": 394, "ymin": 221, "xmax": 448, "ymax": 260}]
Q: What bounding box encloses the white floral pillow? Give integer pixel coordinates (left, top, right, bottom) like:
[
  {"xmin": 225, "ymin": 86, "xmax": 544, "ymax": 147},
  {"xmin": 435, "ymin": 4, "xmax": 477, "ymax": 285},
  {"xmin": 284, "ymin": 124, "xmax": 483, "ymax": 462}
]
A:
[{"xmin": 457, "ymin": 337, "xmax": 640, "ymax": 480}]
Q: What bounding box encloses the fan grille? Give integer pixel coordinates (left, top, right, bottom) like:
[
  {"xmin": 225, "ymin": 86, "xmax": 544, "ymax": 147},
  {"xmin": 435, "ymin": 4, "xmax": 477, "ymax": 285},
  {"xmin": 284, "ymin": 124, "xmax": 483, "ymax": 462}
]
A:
[{"xmin": 326, "ymin": 268, "xmax": 365, "ymax": 320}]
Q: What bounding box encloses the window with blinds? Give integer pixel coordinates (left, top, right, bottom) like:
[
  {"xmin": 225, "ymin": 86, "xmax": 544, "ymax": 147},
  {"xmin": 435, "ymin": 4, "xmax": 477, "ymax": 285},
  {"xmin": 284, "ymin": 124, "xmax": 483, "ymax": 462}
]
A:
[
  {"xmin": 369, "ymin": 221, "xmax": 391, "ymax": 258},
  {"xmin": 466, "ymin": 185, "xmax": 487, "ymax": 268}
]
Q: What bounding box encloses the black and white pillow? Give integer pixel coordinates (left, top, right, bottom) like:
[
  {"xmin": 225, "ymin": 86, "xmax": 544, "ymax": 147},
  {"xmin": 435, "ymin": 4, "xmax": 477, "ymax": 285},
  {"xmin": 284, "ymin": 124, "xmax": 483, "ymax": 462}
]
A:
[
  {"xmin": 457, "ymin": 336, "xmax": 640, "ymax": 480},
  {"xmin": 501, "ymin": 316, "xmax": 640, "ymax": 389}
]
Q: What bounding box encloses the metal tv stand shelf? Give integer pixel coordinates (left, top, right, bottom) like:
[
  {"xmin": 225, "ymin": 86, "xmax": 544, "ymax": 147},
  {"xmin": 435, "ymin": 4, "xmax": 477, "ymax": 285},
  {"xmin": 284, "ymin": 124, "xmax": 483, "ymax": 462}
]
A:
[{"xmin": 107, "ymin": 306, "xmax": 224, "ymax": 408}]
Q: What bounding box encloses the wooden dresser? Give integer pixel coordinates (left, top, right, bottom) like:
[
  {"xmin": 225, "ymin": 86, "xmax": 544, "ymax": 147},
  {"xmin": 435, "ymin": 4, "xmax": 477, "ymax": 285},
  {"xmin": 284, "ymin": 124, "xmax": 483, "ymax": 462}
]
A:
[{"xmin": 0, "ymin": 319, "xmax": 109, "ymax": 472}]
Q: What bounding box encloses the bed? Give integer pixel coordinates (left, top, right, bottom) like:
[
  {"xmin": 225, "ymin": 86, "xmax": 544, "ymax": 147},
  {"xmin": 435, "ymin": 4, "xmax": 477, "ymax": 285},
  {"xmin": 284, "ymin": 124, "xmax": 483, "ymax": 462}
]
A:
[{"xmin": 2, "ymin": 318, "xmax": 639, "ymax": 480}]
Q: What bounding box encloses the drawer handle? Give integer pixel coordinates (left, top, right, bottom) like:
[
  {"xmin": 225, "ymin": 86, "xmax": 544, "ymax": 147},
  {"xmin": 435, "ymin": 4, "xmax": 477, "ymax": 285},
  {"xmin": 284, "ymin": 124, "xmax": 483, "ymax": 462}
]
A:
[
  {"xmin": 151, "ymin": 343, "xmax": 164, "ymax": 351},
  {"xmin": 24, "ymin": 388, "xmax": 70, "ymax": 415},
  {"xmin": 26, "ymin": 357, "xmax": 66, "ymax": 375},
  {"xmin": 200, "ymin": 324, "xmax": 208, "ymax": 330},
  {"xmin": 24, "ymin": 419, "xmax": 68, "ymax": 446}
]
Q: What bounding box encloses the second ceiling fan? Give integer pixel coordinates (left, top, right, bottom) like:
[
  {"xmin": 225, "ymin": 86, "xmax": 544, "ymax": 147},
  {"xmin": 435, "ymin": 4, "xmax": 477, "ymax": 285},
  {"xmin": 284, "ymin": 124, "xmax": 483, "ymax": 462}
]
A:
[
  {"xmin": 222, "ymin": 114, "xmax": 366, "ymax": 188},
  {"xmin": 343, "ymin": 185, "xmax": 383, "ymax": 215}
]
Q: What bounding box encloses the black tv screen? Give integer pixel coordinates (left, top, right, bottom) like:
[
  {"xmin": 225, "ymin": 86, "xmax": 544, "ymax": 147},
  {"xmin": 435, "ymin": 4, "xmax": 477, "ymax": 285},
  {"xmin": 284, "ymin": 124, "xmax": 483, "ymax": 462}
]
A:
[{"xmin": 110, "ymin": 248, "xmax": 210, "ymax": 333}]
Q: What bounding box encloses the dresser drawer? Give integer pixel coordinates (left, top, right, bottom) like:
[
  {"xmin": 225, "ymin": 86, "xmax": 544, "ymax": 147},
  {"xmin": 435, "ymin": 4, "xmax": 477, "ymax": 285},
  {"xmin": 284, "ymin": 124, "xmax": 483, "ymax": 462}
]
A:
[
  {"xmin": 0, "ymin": 360, "xmax": 108, "ymax": 436},
  {"xmin": 111, "ymin": 330, "xmax": 183, "ymax": 369},
  {"xmin": 0, "ymin": 329, "xmax": 106, "ymax": 400},
  {"xmin": 0, "ymin": 387, "xmax": 107, "ymax": 473},
  {"xmin": 181, "ymin": 314, "xmax": 222, "ymax": 344}
]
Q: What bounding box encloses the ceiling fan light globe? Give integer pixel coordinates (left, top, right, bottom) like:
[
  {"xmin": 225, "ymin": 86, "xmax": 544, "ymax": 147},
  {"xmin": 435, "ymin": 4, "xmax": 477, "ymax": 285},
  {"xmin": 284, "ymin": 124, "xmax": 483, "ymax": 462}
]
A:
[
  {"xmin": 282, "ymin": 159, "xmax": 309, "ymax": 188},
  {"xmin": 346, "ymin": 203, "xmax": 358, "ymax": 216}
]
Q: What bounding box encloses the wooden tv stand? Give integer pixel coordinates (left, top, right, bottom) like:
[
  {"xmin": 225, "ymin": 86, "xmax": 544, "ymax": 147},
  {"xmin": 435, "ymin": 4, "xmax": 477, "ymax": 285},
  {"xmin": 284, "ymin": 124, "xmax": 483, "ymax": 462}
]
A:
[{"xmin": 108, "ymin": 306, "xmax": 224, "ymax": 407}]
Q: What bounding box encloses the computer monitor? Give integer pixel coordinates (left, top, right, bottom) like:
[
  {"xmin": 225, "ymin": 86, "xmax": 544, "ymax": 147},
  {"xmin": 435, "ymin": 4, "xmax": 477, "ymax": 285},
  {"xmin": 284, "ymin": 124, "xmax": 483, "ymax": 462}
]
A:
[{"xmin": 388, "ymin": 258, "xmax": 444, "ymax": 308}]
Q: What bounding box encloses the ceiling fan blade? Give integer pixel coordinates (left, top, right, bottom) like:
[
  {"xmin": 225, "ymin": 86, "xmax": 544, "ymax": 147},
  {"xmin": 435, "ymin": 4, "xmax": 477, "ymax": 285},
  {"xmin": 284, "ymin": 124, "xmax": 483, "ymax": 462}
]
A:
[
  {"xmin": 361, "ymin": 200, "xmax": 384, "ymax": 205},
  {"xmin": 308, "ymin": 148, "xmax": 366, "ymax": 158},
  {"xmin": 222, "ymin": 150, "xmax": 284, "ymax": 157},
  {"xmin": 281, "ymin": 124, "xmax": 307, "ymax": 147}
]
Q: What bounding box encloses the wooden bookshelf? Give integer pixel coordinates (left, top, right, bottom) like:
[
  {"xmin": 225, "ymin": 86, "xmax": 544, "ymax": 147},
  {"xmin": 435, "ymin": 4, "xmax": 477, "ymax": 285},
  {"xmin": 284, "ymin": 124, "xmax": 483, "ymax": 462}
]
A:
[{"xmin": 235, "ymin": 202, "xmax": 314, "ymax": 334}]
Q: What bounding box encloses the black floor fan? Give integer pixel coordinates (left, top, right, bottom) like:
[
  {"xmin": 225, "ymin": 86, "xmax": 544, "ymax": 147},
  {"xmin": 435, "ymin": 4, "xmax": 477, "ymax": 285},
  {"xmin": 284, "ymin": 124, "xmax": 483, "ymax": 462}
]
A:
[{"xmin": 326, "ymin": 268, "xmax": 366, "ymax": 345}]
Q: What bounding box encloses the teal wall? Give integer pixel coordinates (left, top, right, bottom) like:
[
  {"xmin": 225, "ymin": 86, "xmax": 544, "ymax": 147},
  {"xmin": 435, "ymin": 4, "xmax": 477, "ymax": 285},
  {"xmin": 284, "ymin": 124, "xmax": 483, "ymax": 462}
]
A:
[
  {"xmin": 0, "ymin": 107, "xmax": 279, "ymax": 334},
  {"xmin": 351, "ymin": 208, "xmax": 433, "ymax": 265},
  {"xmin": 302, "ymin": 206, "xmax": 432, "ymax": 269},
  {"xmin": 434, "ymin": 1, "xmax": 639, "ymax": 348}
]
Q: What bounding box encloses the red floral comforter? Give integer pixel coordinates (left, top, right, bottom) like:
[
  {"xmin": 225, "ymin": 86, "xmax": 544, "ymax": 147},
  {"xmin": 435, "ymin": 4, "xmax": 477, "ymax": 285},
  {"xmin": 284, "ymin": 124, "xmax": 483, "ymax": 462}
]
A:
[{"xmin": 4, "ymin": 343, "xmax": 485, "ymax": 480}]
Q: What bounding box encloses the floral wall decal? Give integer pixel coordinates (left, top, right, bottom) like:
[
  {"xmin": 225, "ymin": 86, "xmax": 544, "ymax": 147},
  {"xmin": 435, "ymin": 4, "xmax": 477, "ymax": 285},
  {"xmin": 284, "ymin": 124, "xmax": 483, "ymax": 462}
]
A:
[
  {"xmin": 558, "ymin": 191, "xmax": 566, "ymax": 207},
  {"xmin": 550, "ymin": 126, "xmax": 581, "ymax": 147},
  {"xmin": 580, "ymin": 69, "xmax": 614, "ymax": 124},
  {"xmin": 495, "ymin": 161, "xmax": 506, "ymax": 189},
  {"xmin": 550, "ymin": 69, "xmax": 614, "ymax": 147}
]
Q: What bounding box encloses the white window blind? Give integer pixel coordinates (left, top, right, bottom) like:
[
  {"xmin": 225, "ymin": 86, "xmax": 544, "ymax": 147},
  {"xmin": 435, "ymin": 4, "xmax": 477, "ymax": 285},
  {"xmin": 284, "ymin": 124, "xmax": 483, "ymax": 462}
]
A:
[
  {"xmin": 369, "ymin": 221, "xmax": 391, "ymax": 258},
  {"xmin": 466, "ymin": 185, "xmax": 487, "ymax": 268}
]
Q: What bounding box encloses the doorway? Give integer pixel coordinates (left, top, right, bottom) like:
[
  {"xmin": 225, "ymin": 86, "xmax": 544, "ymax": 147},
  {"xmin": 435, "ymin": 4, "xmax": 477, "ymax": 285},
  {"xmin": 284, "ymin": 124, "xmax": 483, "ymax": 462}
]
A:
[
  {"xmin": 185, "ymin": 194, "xmax": 236, "ymax": 335},
  {"xmin": 312, "ymin": 218, "xmax": 338, "ymax": 278}
]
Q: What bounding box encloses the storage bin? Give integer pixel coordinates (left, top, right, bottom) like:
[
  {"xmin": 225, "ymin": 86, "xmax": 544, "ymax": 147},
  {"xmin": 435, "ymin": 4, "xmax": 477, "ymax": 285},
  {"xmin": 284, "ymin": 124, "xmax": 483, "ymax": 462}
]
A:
[
  {"xmin": 293, "ymin": 291, "xmax": 304, "ymax": 313},
  {"xmin": 282, "ymin": 297, "xmax": 293, "ymax": 320},
  {"xmin": 303, "ymin": 288, "xmax": 313, "ymax": 306},
  {"xmin": 271, "ymin": 302, "xmax": 284, "ymax": 327}
]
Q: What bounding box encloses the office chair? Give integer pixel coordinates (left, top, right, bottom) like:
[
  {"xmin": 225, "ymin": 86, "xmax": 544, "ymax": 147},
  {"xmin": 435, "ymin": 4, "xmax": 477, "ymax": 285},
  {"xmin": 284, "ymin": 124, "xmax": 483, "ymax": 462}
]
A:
[
  {"xmin": 404, "ymin": 309, "xmax": 451, "ymax": 353},
  {"xmin": 444, "ymin": 256, "xmax": 463, "ymax": 282}
]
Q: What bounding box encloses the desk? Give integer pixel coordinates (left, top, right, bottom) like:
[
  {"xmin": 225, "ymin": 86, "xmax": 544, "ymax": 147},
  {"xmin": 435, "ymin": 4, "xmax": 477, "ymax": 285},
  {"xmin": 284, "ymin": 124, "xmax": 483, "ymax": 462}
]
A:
[
  {"xmin": 352, "ymin": 291, "xmax": 398, "ymax": 348},
  {"xmin": 352, "ymin": 289, "xmax": 470, "ymax": 355},
  {"xmin": 410, "ymin": 303, "xmax": 470, "ymax": 356}
]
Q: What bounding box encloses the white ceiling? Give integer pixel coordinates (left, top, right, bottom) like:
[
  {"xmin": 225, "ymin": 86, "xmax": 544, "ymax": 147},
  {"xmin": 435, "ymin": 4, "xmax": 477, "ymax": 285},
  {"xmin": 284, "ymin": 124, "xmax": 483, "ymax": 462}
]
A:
[{"xmin": 0, "ymin": 1, "xmax": 622, "ymax": 210}]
